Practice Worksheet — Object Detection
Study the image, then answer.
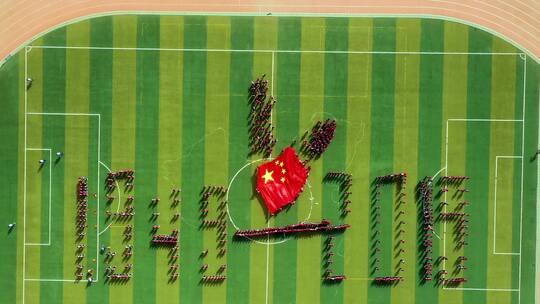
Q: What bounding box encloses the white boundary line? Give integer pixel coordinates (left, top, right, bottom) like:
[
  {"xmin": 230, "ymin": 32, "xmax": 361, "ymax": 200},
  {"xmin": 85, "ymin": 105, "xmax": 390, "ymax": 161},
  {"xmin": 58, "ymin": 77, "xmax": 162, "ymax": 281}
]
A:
[
  {"xmin": 28, "ymin": 45, "xmax": 525, "ymax": 57},
  {"xmin": 20, "ymin": 45, "xmax": 532, "ymax": 299},
  {"xmin": 24, "ymin": 148, "xmax": 52, "ymax": 246},
  {"xmin": 517, "ymin": 55, "xmax": 527, "ymax": 304},
  {"xmin": 22, "ymin": 47, "xmax": 28, "ymax": 304},
  {"xmin": 493, "ymin": 155, "xmax": 522, "ymax": 256},
  {"xmin": 536, "ymin": 63, "xmax": 540, "ymax": 304}
]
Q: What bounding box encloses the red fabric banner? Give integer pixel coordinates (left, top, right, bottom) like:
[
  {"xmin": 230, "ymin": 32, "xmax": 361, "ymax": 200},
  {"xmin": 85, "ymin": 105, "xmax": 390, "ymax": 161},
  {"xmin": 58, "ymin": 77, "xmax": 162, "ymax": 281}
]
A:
[{"xmin": 256, "ymin": 147, "xmax": 309, "ymax": 215}]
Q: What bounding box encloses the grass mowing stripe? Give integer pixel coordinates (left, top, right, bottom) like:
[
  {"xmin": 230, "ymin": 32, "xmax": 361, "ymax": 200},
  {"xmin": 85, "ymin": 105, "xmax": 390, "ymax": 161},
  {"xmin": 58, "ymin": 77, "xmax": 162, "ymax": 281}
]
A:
[
  {"xmin": 179, "ymin": 15, "xmax": 206, "ymax": 304},
  {"xmin": 227, "ymin": 16, "xmax": 254, "ymax": 304},
  {"xmin": 0, "ymin": 50, "xmax": 19, "ymax": 304},
  {"xmin": 24, "ymin": 43, "xmax": 43, "ymax": 304},
  {"xmin": 296, "ymin": 16, "xmax": 325, "ymax": 304},
  {"xmin": 247, "ymin": 16, "xmax": 275, "ymax": 304},
  {"xmin": 272, "ymin": 18, "xmax": 301, "ymax": 303},
  {"xmin": 17, "ymin": 52, "xmax": 26, "ymax": 304},
  {"xmin": 63, "ymin": 21, "xmax": 90, "ymax": 304},
  {"xmin": 202, "ymin": 15, "xmax": 230, "ymax": 304},
  {"xmin": 416, "ymin": 18, "xmax": 444, "ymax": 304},
  {"xmin": 88, "ymin": 15, "xmax": 113, "ymax": 304},
  {"xmin": 438, "ymin": 21, "xmax": 468, "ymax": 304},
  {"xmin": 510, "ymin": 54, "xmax": 525, "ymax": 304},
  {"xmin": 367, "ymin": 18, "xmax": 395, "ymax": 304},
  {"xmin": 519, "ymin": 57, "xmax": 539, "ymax": 304},
  {"xmin": 391, "ymin": 18, "xmax": 420, "ymax": 304},
  {"xmin": 156, "ymin": 15, "xmax": 183, "ymax": 304},
  {"xmin": 40, "ymin": 28, "xmax": 69, "ymax": 304},
  {"xmin": 110, "ymin": 14, "xmax": 137, "ymax": 304},
  {"xmin": 486, "ymin": 39, "xmax": 517, "ymax": 304},
  {"xmin": 133, "ymin": 14, "xmax": 160, "ymax": 304},
  {"xmin": 320, "ymin": 17, "xmax": 348, "ymax": 304},
  {"xmin": 40, "ymin": 27, "xmax": 67, "ymax": 304},
  {"xmin": 344, "ymin": 18, "xmax": 372, "ymax": 304},
  {"xmin": 272, "ymin": 16, "xmax": 301, "ymax": 304},
  {"xmin": 463, "ymin": 27, "xmax": 493, "ymax": 304}
]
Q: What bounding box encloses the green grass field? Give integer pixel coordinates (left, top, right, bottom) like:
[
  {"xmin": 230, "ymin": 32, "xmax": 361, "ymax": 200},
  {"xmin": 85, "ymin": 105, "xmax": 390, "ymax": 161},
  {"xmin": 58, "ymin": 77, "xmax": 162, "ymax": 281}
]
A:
[{"xmin": 0, "ymin": 14, "xmax": 539, "ymax": 304}]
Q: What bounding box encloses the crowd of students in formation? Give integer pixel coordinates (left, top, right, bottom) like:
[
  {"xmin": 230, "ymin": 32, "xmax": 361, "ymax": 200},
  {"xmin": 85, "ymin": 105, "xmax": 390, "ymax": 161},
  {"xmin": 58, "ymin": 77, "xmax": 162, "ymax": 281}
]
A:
[
  {"xmin": 75, "ymin": 176, "xmax": 92, "ymax": 282},
  {"xmin": 248, "ymin": 75, "xmax": 277, "ymax": 157},
  {"xmin": 419, "ymin": 177, "xmax": 435, "ymax": 281},
  {"xmin": 371, "ymin": 172, "xmax": 408, "ymax": 284},
  {"xmin": 325, "ymin": 171, "xmax": 353, "ymax": 216},
  {"xmin": 199, "ymin": 185, "xmax": 228, "ymax": 282},
  {"xmin": 150, "ymin": 187, "xmax": 182, "ymax": 281},
  {"xmin": 323, "ymin": 236, "xmax": 346, "ymax": 282},
  {"xmin": 60, "ymin": 73, "xmax": 481, "ymax": 287},
  {"xmin": 105, "ymin": 169, "xmax": 136, "ymax": 219},
  {"xmin": 103, "ymin": 169, "xmax": 137, "ymax": 281},
  {"xmin": 234, "ymin": 219, "xmax": 350, "ymax": 238},
  {"xmin": 437, "ymin": 176, "xmax": 470, "ymax": 286},
  {"xmin": 301, "ymin": 119, "xmax": 337, "ymax": 160}
]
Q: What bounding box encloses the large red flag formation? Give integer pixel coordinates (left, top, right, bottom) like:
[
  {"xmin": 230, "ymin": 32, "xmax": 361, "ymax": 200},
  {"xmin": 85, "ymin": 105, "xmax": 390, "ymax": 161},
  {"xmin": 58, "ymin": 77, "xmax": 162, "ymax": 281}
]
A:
[{"xmin": 255, "ymin": 147, "xmax": 308, "ymax": 215}]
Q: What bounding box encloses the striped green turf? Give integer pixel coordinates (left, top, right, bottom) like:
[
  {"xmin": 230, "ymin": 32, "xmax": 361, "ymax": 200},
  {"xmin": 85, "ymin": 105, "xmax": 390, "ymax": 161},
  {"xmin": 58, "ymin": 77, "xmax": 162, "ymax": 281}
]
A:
[
  {"xmin": 40, "ymin": 27, "xmax": 67, "ymax": 304},
  {"xmin": 155, "ymin": 14, "xmax": 183, "ymax": 304},
  {"xmin": 368, "ymin": 18, "xmax": 396, "ymax": 304},
  {"xmin": 273, "ymin": 16, "xmax": 301, "ymax": 304},
  {"xmin": 320, "ymin": 16, "xmax": 348, "ymax": 304},
  {"xmin": 0, "ymin": 14, "xmax": 538, "ymax": 304},
  {"xmin": 87, "ymin": 15, "xmax": 113, "ymax": 304},
  {"xmin": 417, "ymin": 18, "xmax": 444, "ymax": 304},
  {"xmin": 110, "ymin": 14, "xmax": 137, "ymax": 304},
  {"xmin": 179, "ymin": 15, "xmax": 206, "ymax": 304},
  {"xmin": 297, "ymin": 17, "xmax": 325, "ymax": 304},
  {"xmin": 0, "ymin": 46, "xmax": 19, "ymax": 304},
  {"xmin": 134, "ymin": 14, "xmax": 160, "ymax": 304},
  {"xmin": 464, "ymin": 28, "xmax": 492, "ymax": 304},
  {"xmin": 438, "ymin": 21, "xmax": 468, "ymax": 304},
  {"xmin": 226, "ymin": 16, "xmax": 253, "ymax": 304}
]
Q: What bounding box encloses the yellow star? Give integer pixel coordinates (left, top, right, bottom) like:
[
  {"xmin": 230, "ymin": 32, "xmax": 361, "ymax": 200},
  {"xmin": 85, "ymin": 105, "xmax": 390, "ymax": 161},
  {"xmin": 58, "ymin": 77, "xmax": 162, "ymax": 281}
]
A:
[
  {"xmin": 279, "ymin": 161, "xmax": 284, "ymax": 167},
  {"xmin": 281, "ymin": 168, "xmax": 286, "ymax": 174},
  {"xmin": 262, "ymin": 169, "xmax": 274, "ymax": 184},
  {"xmin": 280, "ymin": 177, "xmax": 285, "ymax": 183},
  {"xmin": 275, "ymin": 160, "xmax": 280, "ymax": 165}
]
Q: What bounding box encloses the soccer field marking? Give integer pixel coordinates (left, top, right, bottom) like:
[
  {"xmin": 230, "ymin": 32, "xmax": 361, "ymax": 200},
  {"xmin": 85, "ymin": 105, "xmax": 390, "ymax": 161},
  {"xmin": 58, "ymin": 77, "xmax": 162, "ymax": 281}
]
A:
[
  {"xmin": 517, "ymin": 55, "xmax": 526, "ymax": 304},
  {"xmin": 24, "ymin": 148, "xmax": 52, "ymax": 246},
  {"xmin": 29, "ymin": 45, "xmax": 525, "ymax": 56},
  {"xmin": 493, "ymin": 155, "xmax": 523, "ymax": 256},
  {"xmin": 22, "ymin": 47, "xmax": 28, "ymax": 304},
  {"xmin": 23, "ymin": 109, "xmax": 103, "ymax": 296},
  {"xmin": 536, "ymin": 76, "xmax": 540, "ymax": 304},
  {"xmin": 97, "ymin": 160, "xmax": 122, "ymax": 236},
  {"xmin": 443, "ymin": 118, "xmax": 525, "ymax": 293}
]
